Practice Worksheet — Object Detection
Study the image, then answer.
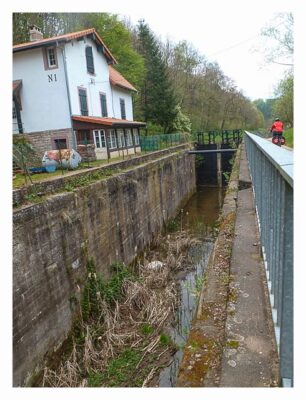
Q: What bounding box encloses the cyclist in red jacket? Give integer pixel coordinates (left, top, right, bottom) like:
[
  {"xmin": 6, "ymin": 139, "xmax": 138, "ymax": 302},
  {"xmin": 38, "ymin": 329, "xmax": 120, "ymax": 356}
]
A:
[
  {"xmin": 270, "ymin": 118, "xmax": 285, "ymax": 145},
  {"xmin": 270, "ymin": 118, "xmax": 284, "ymax": 137}
]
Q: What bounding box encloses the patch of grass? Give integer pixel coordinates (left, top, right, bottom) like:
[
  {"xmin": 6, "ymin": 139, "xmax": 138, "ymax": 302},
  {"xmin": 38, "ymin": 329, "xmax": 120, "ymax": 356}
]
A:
[
  {"xmin": 12, "ymin": 154, "xmax": 137, "ymax": 190},
  {"xmin": 103, "ymin": 262, "xmax": 136, "ymax": 304},
  {"xmin": 141, "ymin": 324, "xmax": 154, "ymax": 336},
  {"xmin": 95, "ymin": 348, "xmax": 143, "ymax": 387},
  {"xmin": 24, "ymin": 193, "xmax": 38, "ymax": 202},
  {"xmin": 284, "ymin": 127, "xmax": 293, "ymax": 148},
  {"xmin": 81, "ymin": 259, "xmax": 136, "ymax": 322},
  {"xmin": 62, "ymin": 169, "xmax": 114, "ymax": 192},
  {"xmin": 159, "ymin": 333, "xmax": 172, "ymax": 346},
  {"xmin": 166, "ymin": 218, "xmax": 179, "ymax": 232},
  {"xmin": 87, "ymin": 371, "xmax": 103, "ymax": 387},
  {"xmin": 13, "ymin": 170, "xmax": 67, "ymax": 189}
]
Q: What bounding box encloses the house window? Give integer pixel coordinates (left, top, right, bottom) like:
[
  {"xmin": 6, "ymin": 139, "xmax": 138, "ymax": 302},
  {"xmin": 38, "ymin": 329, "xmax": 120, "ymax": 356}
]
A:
[
  {"xmin": 53, "ymin": 138, "xmax": 67, "ymax": 149},
  {"xmin": 77, "ymin": 130, "xmax": 92, "ymax": 145},
  {"xmin": 107, "ymin": 129, "xmax": 117, "ymax": 149},
  {"xmin": 133, "ymin": 129, "xmax": 140, "ymax": 145},
  {"xmin": 126, "ymin": 129, "xmax": 133, "ymax": 147},
  {"xmin": 120, "ymin": 98, "xmax": 126, "ymax": 120},
  {"xmin": 86, "ymin": 46, "xmax": 95, "ymax": 74},
  {"xmin": 78, "ymin": 88, "xmax": 88, "ymax": 116},
  {"xmin": 47, "ymin": 47, "xmax": 57, "ymax": 68},
  {"xmin": 100, "ymin": 93, "xmax": 108, "ymax": 117},
  {"xmin": 94, "ymin": 130, "xmax": 106, "ymax": 149},
  {"xmin": 42, "ymin": 46, "xmax": 58, "ymax": 70},
  {"xmin": 117, "ymin": 129, "xmax": 125, "ymax": 148}
]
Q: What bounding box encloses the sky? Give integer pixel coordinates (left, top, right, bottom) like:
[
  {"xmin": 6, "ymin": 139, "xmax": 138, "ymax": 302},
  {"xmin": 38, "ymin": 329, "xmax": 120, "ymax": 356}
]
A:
[
  {"xmin": 2, "ymin": 1, "xmax": 305, "ymax": 399},
  {"xmin": 105, "ymin": 0, "xmax": 297, "ymax": 101},
  {"xmin": 116, "ymin": 6, "xmax": 291, "ymax": 100}
]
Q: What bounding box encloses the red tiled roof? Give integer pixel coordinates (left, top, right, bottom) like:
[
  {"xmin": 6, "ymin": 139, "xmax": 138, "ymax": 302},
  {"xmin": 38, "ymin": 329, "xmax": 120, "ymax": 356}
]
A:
[
  {"xmin": 13, "ymin": 28, "xmax": 117, "ymax": 64},
  {"xmin": 72, "ymin": 115, "xmax": 146, "ymax": 127},
  {"xmin": 13, "ymin": 79, "xmax": 22, "ymax": 92},
  {"xmin": 109, "ymin": 65, "xmax": 137, "ymax": 92}
]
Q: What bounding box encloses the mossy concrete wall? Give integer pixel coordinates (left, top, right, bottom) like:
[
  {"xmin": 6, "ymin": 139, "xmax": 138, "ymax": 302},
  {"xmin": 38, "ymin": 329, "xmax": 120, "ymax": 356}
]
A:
[{"xmin": 13, "ymin": 150, "xmax": 196, "ymax": 386}]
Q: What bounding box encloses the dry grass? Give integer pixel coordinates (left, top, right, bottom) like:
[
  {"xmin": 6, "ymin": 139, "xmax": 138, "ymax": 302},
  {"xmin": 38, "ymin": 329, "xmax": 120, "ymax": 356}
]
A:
[{"xmin": 42, "ymin": 230, "xmax": 200, "ymax": 387}]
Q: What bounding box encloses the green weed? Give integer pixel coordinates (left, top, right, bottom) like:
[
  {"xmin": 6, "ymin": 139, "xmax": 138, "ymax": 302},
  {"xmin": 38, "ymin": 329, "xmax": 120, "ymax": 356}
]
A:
[
  {"xmin": 166, "ymin": 218, "xmax": 179, "ymax": 232},
  {"xmin": 96, "ymin": 348, "xmax": 143, "ymax": 387},
  {"xmin": 87, "ymin": 371, "xmax": 103, "ymax": 387},
  {"xmin": 159, "ymin": 333, "xmax": 172, "ymax": 346},
  {"xmin": 81, "ymin": 259, "xmax": 135, "ymax": 322},
  {"xmin": 141, "ymin": 324, "xmax": 154, "ymax": 336}
]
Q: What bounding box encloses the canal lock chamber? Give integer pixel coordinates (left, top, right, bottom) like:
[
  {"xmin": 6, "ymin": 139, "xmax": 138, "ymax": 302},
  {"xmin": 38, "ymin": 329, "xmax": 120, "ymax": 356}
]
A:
[
  {"xmin": 34, "ymin": 149, "xmax": 236, "ymax": 388},
  {"xmin": 157, "ymin": 150, "xmax": 235, "ymax": 386}
]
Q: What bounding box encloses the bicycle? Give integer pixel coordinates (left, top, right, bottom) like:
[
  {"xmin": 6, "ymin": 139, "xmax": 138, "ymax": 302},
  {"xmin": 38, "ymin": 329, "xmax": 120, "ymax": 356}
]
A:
[{"xmin": 271, "ymin": 133, "xmax": 285, "ymax": 147}]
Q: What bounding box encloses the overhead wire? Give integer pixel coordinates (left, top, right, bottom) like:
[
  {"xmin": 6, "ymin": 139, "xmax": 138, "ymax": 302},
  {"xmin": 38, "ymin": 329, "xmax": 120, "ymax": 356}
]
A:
[{"xmin": 207, "ymin": 21, "xmax": 284, "ymax": 57}]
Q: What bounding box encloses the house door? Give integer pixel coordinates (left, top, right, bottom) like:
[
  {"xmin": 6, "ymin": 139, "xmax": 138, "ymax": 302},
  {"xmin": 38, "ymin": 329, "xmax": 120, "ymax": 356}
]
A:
[{"xmin": 93, "ymin": 129, "xmax": 107, "ymax": 159}]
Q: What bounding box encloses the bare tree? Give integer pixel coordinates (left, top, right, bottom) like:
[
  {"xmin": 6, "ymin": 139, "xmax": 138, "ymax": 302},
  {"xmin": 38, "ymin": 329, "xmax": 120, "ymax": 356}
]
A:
[{"xmin": 260, "ymin": 12, "xmax": 293, "ymax": 67}]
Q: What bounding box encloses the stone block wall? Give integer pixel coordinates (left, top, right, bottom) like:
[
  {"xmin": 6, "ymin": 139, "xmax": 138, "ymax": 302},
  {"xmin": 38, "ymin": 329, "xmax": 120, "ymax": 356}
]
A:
[
  {"xmin": 25, "ymin": 128, "xmax": 74, "ymax": 156},
  {"xmin": 13, "ymin": 150, "xmax": 196, "ymax": 386},
  {"xmin": 77, "ymin": 144, "xmax": 96, "ymax": 162}
]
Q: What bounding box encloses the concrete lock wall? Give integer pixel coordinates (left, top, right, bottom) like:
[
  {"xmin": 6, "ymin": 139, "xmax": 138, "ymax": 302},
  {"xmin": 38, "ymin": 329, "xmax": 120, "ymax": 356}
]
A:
[{"xmin": 13, "ymin": 151, "xmax": 196, "ymax": 386}]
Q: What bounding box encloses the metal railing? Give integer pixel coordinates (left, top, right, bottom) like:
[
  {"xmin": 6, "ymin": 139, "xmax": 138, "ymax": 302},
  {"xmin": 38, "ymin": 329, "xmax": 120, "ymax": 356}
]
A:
[
  {"xmin": 244, "ymin": 132, "xmax": 293, "ymax": 387},
  {"xmin": 139, "ymin": 133, "xmax": 188, "ymax": 152}
]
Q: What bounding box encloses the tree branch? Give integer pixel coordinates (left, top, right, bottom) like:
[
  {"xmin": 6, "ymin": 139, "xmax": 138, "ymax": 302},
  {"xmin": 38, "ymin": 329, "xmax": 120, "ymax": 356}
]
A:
[{"xmin": 271, "ymin": 61, "xmax": 293, "ymax": 66}]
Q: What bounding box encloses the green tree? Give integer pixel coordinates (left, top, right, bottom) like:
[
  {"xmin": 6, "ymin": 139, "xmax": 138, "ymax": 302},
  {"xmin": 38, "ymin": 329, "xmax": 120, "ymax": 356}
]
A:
[
  {"xmin": 253, "ymin": 98, "xmax": 276, "ymax": 127},
  {"xmin": 272, "ymin": 72, "xmax": 293, "ymax": 126},
  {"xmin": 163, "ymin": 40, "xmax": 205, "ymax": 105},
  {"xmin": 13, "ymin": 13, "xmax": 45, "ymax": 44},
  {"xmin": 136, "ymin": 20, "xmax": 178, "ymax": 133},
  {"xmin": 169, "ymin": 105, "xmax": 192, "ymax": 133},
  {"xmin": 13, "ymin": 13, "xmax": 68, "ymax": 44}
]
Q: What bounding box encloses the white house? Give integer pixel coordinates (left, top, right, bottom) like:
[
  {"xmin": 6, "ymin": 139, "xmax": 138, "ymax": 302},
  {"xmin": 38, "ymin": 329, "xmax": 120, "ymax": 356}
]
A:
[{"xmin": 13, "ymin": 26, "xmax": 146, "ymax": 160}]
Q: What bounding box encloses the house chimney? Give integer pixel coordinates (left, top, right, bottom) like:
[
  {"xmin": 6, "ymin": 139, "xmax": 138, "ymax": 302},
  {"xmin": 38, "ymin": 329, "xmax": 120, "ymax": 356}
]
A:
[{"xmin": 29, "ymin": 25, "xmax": 43, "ymax": 42}]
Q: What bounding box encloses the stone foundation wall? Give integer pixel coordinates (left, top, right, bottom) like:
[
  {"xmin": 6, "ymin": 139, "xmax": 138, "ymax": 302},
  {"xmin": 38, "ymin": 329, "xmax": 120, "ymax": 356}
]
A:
[
  {"xmin": 13, "ymin": 150, "xmax": 196, "ymax": 386},
  {"xmin": 25, "ymin": 128, "xmax": 74, "ymax": 156},
  {"xmin": 77, "ymin": 144, "xmax": 96, "ymax": 162}
]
